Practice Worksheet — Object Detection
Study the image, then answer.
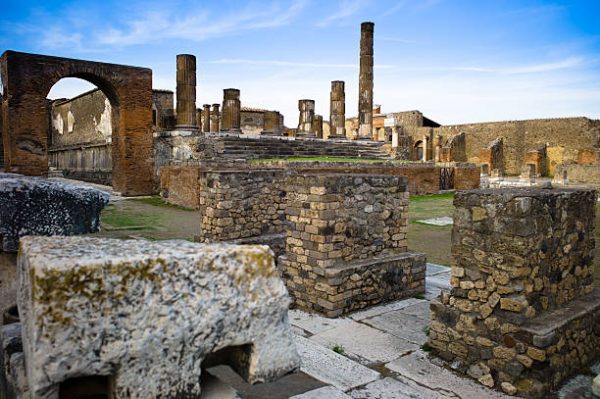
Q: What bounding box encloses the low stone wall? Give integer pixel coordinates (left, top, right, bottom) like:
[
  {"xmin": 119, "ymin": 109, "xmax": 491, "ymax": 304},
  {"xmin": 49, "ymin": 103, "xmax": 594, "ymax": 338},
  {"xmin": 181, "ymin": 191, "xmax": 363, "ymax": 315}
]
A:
[
  {"xmin": 198, "ymin": 170, "xmax": 288, "ymax": 241},
  {"xmin": 15, "ymin": 237, "xmax": 300, "ymax": 398},
  {"xmin": 159, "ymin": 165, "xmax": 201, "ymax": 209},
  {"xmin": 429, "ymin": 188, "xmax": 599, "ymax": 398},
  {"xmin": 279, "ymin": 174, "xmax": 425, "ymax": 317},
  {"xmin": 453, "ymin": 163, "xmax": 481, "ymax": 190},
  {"xmin": 48, "ymin": 143, "xmax": 112, "ymax": 185},
  {"xmin": 553, "ymin": 163, "xmax": 600, "ymax": 185}
]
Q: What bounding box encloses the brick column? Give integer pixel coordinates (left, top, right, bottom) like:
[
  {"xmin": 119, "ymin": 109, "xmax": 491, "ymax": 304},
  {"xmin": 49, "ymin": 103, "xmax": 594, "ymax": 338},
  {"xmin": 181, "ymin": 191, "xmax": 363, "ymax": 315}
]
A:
[
  {"xmin": 176, "ymin": 54, "xmax": 197, "ymax": 129},
  {"xmin": 202, "ymin": 104, "xmax": 211, "ymax": 133},
  {"xmin": 329, "ymin": 80, "xmax": 346, "ymax": 139},
  {"xmin": 262, "ymin": 110, "xmax": 282, "ymax": 136},
  {"xmin": 221, "ymin": 89, "xmax": 241, "ymax": 132},
  {"xmin": 358, "ymin": 22, "xmax": 374, "ymax": 140},
  {"xmin": 210, "ymin": 104, "xmax": 220, "ymax": 132}
]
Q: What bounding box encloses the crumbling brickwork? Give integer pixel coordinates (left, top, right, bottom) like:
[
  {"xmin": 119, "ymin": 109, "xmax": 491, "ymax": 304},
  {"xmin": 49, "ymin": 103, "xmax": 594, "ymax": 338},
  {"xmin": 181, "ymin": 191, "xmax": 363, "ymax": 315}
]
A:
[
  {"xmin": 0, "ymin": 51, "xmax": 153, "ymax": 195},
  {"xmin": 279, "ymin": 174, "xmax": 425, "ymax": 316},
  {"xmin": 479, "ymin": 137, "xmax": 504, "ymax": 175},
  {"xmin": 429, "ymin": 188, "xmax": 599, "ymax": 398}
]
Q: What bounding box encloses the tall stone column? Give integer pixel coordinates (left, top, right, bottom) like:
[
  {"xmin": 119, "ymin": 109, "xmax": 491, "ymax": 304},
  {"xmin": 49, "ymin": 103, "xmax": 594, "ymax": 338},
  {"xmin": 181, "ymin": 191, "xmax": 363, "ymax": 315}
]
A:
[
  {"xmin": 202, "ymin": 104, "xmax": 211, "ymax": 132},
  {"xmin": 358, "ymin": 22, "xmax": 374, "ymax": 140},
  {"xmin": 176, "ymin": 54, "xmax": 197, "ymax": 129},
  {"xmin": 312, "ymin": 115, "xmax": 324, "ymax": 139},
  {"xmin": 221, "ymin": 89, "xmax": 241, "ymax": 132},
  {"xmin": 297, "ymin": 99, "xmax": 316, "ymax": 138},
  {"xmin": 210, "ymin": 104, "xmax": 220, "ymax": 132},
  {"xmin": 422, "ymin": 135, "xmax": 428, "ymax": 161},
  {"xmin": 329, "ymin": 80, "xmax": 346, "ymax": 139}
]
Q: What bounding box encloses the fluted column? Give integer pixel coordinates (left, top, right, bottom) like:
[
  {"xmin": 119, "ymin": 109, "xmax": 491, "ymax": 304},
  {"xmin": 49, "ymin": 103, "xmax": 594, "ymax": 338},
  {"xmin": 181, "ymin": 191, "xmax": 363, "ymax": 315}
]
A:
[
  {"xmin": 312, "ymin": 115, "xmax": 324, "ymax": 139},
  {"xmin": 297, "ymin": 99, "xmax": 316, "ymax": 138},
  {"xmin": 329, "ymin": 80, "xmax": 346, "ymax": 139},
  {"xmin": 210, "ymin": 104, "xmax": 220, "ymax": 132},
  {"xmin": 202, "ymin": 104, "xmax": 211, "ymax": 132},
  {"xmin": 358, "ymin": 22, "xmax": 374, "ymax": 140},
  {"xmin": 176, "ymin": 54, "xmax": 197, "ymax": 129},
  {"xmin": 221, "ymin": 88, "xmax": 241, "ymax": 131}
]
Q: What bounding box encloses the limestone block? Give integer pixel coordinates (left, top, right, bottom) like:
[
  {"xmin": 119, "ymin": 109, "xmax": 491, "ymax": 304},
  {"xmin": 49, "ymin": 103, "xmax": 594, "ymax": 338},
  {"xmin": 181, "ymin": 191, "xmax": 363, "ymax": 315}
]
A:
[
  {"xmin": 17, "ymin": 237, "xmax": 300, "ymax": 399},
  {"xmin": 593, "ymin": 374, "xmax": 600, "ymax": 397},
  {"xmin": 0, "ymin": 174, "xmax": 109, "ymax": 252}
]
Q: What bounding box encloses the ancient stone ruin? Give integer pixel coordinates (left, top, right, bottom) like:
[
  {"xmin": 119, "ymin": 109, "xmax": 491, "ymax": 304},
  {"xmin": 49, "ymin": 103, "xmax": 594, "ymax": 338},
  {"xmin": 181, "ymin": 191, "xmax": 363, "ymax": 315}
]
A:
[
  {"xmin": 13, "ymin": 236, "xmax": 300, "ymax": 398},
  {"xmin": 0, "ymin": 173, "xmax": 109, "ymax": 252},
  {"xmin": 429, "ymin": 187, "xmax": 600, "ymax": 398}
]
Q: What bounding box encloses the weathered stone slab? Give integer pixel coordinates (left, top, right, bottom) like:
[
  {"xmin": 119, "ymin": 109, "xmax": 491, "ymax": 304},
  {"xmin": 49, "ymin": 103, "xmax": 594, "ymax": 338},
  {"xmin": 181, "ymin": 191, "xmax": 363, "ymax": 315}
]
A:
[
  {"xmin": 415, "ymin": 216, "xmax": 453, "ymax": 226},
  {"xmin": 294, "ymin": 335, "xmax": 380, "ymax": 392},
  {"xmin": 385, "ymin": 350, "xmax": 513, "ymax": 399},
  {"xmin": 0, "ymin": 175, "xmax": 109, "ymax": 252},
  {"xmin": 349, "ymin": 376, "xmax": 445, "ymax": 399},
  {"xmin": 310, "ymin": 322, "xmax": 418, "ymax": 364},
  {"xmin": 18, "ymin": 237, "xmax": 300, "ymax": 399},
  {"xmin": 291, "ymin": 385, "xmax": 352, "ymax": 399},
  {"xmin": 289, "ymin": 309, "xmax": 354, "ymax": 335},
  {"xmin": 426, "ymin": 263, "xmax": 450, "ymax": 276},
  {"xmin": 362, "ymin": 312, "xmax": 429, "ymax": 345},
  {"xmin": 349, "ymin": 298, "xmax": 426, "ymax": 321}
]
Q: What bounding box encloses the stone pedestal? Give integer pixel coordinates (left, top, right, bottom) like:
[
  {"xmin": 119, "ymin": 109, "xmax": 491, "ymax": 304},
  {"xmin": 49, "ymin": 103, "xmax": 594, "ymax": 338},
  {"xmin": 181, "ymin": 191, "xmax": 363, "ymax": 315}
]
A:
[
  {"xmin": 222, "ymin": 89, "xmax": 241, "ymax": 132},
  {"xmin": 329, "ymin": 81, "xmax": 346, "ymax": 139},
  {"xmin": 176, "ymin": 54, "xmax": 197, "ymax": 129},
  {"xmin": 297, "ymin": 99, "xmax": 316, "ymax": 138},
  {"xmin": 358, "ymin": 22, "xmax": 374, "ymax": 140},
  {"xmin": 16, "ymin": 236, "xmax": 300, "ymax": 399},
  {"xmin": 429, "ymin": 188, "xmax": 600, "ymax": 399},
  {"xmin": 262, "ymin": 111, "xmax": 282, "ymax": 136},
  {"xmin": 279, "ymin": 174, "xmax": 425, "ymax": 317},
  {"xmin": 210, "ymin": 104, "xmax": 220, "ymax": 132}
]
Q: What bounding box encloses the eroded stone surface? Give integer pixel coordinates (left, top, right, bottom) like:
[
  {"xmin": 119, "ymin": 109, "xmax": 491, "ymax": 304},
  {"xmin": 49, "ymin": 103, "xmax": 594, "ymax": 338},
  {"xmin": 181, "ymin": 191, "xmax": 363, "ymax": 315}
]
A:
[
  {"xmin": 0, "ymin": 175, "xmax": 109, "ymax": 252},
  {"xmin": 18, "ymin": 237, "xmax": 300, "ymax": 399},
  {"xmin": 291, "ymin": 385, "xmax": 351, "ymax": 399}
]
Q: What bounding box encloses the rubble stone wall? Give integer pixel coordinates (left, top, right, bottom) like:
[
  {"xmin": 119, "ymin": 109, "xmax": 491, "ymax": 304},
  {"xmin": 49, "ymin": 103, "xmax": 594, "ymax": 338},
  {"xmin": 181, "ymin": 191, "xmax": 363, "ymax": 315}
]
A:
[{"xmin": 429, "ymin": 188, "xmax": 599, "ymax": 398}]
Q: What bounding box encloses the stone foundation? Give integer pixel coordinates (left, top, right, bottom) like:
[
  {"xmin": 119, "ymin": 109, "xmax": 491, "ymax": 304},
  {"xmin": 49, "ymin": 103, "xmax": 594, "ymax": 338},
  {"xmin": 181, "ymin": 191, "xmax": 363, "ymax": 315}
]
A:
[
  {"xmin": 16, "ymin": 237, "xmax": 300, "ymax": 399},
  {"xmin": 429, "ymin": 188, "xmax": 599, "ymax": 398},
  {"xmin": 279, "ymin": 174, "xmax": 425, "ymax": 317}
]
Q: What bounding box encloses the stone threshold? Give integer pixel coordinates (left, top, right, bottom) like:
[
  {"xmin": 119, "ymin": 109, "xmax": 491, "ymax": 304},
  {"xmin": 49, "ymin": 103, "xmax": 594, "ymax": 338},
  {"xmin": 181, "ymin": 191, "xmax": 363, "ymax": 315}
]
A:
[{"xmin": 324, "ymin": 251, "xmax": 425, "ymax": 277}]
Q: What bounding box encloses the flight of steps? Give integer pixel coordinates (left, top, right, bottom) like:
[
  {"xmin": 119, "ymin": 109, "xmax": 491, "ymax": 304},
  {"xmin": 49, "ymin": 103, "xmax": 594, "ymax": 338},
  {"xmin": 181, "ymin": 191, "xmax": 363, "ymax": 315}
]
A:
[{"xmin": 210, "ymin": 136, "xmax": 391, "ymax": 160}]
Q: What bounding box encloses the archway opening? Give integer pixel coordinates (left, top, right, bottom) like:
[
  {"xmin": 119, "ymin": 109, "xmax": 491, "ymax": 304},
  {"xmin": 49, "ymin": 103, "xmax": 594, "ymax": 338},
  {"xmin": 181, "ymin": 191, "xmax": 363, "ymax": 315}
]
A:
[
  {"xmin": 414, "ymin": 140, "xmax": 423, "ymax": 161},
  {"xmin": 46, "ymin": 78, "xmax": 117, "ymax": 186}
]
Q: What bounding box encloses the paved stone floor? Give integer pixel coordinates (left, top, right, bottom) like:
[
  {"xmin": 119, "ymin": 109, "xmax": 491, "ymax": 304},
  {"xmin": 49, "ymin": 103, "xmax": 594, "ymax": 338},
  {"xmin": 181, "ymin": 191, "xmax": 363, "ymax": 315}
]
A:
[{"xmin": 204, "ymin": 263, "xmax": 598, "ymax": 399}]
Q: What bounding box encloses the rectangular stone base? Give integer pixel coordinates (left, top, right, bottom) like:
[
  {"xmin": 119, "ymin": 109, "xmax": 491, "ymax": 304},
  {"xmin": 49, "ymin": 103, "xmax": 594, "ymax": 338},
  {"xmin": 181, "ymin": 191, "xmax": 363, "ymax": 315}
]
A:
[
  {"xmin": 281, "ymin": 251, "xmax": 426, "ymax": 318},
  {"xmin": 429, "ymin": 289, "xmax": 600, "ymax": 398}
]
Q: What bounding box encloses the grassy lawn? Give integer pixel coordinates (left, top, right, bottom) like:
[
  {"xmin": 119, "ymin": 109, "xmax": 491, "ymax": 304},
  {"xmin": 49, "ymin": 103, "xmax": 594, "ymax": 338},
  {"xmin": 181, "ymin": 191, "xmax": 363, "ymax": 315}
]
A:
[{"xmin": 408, "ymin": 192, "xmax": 600, "ymax": 288}]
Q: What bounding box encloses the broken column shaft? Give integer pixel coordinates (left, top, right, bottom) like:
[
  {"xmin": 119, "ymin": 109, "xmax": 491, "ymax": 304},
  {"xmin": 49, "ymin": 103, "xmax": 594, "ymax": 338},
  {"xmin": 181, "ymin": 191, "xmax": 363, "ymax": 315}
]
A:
[
  {"xmin": 312, "ymin": 115, "xmax": 323, "ymax": 139},
  {"xmin": 358, "ymin": 22, "xmax": 374, "ymax": 140},
  {"xmin": 210, "ymin": 104, "xmax": 220, "ymax": 132},
  {"xmin": 329, "ymin": 80, "xmax": 346, "ymax": 139},
  {"xmin": 202, "ymin": 104, "xmax": 211, "ymax": 133},
  {"xmin": 263, "ymin": 111, "xmax": 282, "ymax": 136},
  {"xmin": 221, "ymin": 89, "xmax": 241, "ymax": 132},
  {"xmin": 297, "ymin": 99, "xmax": 316, "ymax": 138},
  {"xmin": 176, "ymin": 54, "xmax": 197, "ymax": 129}
]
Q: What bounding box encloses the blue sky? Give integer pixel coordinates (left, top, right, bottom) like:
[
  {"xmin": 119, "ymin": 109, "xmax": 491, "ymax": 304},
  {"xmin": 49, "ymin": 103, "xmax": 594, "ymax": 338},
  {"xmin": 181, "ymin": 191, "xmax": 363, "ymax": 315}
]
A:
[{"xmin": 1, "ymin": 0, "xmax": 599, "ymax": 125}]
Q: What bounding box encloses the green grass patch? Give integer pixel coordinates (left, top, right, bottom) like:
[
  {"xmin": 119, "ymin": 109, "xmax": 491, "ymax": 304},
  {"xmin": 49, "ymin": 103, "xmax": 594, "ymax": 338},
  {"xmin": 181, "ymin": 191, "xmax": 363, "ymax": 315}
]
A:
[
  {"xmin": 331, "ymin": 344, "xmax": 346, "ymax": 355},
  {"xmin": 410, "ymin": 192, "xmax": 455, "ymax": 203},
  {"xmin": 129, "ymin": 196, "xmax": 195, "ymax": 211},
  {"xmin": 249, "ymin": 157, "xmax": 409, "ymax": 163},
  {"xmin": 101, "ymin": 205, "xmax": 161, "ymax": 229}
]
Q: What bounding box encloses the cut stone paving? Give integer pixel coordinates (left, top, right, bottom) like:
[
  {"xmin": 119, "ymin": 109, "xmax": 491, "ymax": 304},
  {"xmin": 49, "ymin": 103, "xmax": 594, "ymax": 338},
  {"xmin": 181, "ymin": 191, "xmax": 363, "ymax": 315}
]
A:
[{"xmin": 415, "ymin": 216, "xmax": 453, "ymax": 226}]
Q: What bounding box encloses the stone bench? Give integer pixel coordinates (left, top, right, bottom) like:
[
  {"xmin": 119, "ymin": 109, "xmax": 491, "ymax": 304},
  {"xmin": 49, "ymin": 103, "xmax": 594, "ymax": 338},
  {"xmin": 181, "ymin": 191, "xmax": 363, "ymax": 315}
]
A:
[
  {"xmin": 0, "ymin": 174, "xmax": 109, "ymax": 252},
  {"xmin": 17, "ymin": 237, "xmax": 300, "ymax": 398}
]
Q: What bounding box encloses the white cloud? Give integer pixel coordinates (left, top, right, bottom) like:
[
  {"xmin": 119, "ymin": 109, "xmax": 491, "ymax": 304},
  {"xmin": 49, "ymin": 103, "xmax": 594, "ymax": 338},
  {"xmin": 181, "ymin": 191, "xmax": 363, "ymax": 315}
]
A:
[
  {"xmin": 451, "ymin": 57, "xmax": 587, "ymax": 75},
  {"xmin": 316, "ymin": 0, "xmax": 367, "ymax": 27}
]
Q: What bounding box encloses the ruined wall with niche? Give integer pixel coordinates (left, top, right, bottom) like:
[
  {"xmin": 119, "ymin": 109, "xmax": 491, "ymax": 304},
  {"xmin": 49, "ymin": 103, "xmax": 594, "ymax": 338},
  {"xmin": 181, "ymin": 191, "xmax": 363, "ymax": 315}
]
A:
[
  {"xmin": 240, "ymin": 109, "xmax": 265, "ymax": 136},
  {"xmin": 436, "ymin": 117, "xmax": 600, "ymax": 176}
]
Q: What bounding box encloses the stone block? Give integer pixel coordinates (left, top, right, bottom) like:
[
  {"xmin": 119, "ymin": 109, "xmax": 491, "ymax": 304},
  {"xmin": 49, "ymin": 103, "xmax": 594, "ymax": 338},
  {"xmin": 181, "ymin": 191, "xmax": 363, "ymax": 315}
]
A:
[
  {"xmin": 0, "ymin": 175, "xmax": 109, "ymax": 252},
  {"xmin": 17, "ymin": 236, "xmax": 300, "ymax": 399}
]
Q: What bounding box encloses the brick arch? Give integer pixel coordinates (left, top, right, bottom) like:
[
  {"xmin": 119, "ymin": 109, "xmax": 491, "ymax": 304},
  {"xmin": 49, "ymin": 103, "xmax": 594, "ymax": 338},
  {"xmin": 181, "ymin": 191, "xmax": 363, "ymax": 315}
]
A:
[{"xmin": 0, "ymin": 51, "xmax": 153, "ymax": 195}]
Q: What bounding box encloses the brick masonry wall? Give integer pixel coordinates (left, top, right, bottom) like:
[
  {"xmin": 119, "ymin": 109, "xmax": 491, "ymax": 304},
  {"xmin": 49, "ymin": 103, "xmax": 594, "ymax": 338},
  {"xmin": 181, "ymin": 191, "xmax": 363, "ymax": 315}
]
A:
[
  {"xmin": 279, "ymin": 173, "xmax": 425, "ymax": 316},
  {"xmin": 436, "ymin": 117, "xmax": 600, "ymax": 176},
  {"xmin": 429, "ymin": 188, "xmax": 599, "ymax": 398},
  {"xmin": 453, "ymin": 163, "xmax": 480, "ymax": 190},
  {"xmin": 159, "ymin": 165, "xmax": 202, "ymax": 209},
  {"xmin": 198, "ymin": 170, "xmax": 288, "ymax": 241}
]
